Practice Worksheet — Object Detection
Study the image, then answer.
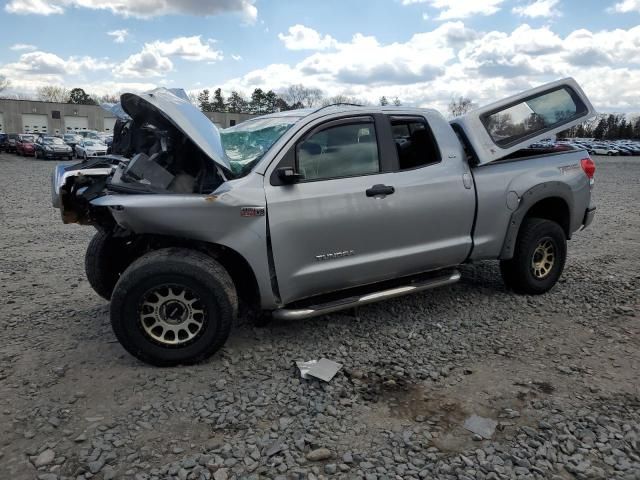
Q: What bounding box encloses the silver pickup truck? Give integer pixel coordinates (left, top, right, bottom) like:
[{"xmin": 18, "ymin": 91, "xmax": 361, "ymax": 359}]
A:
[{"xmin": 52, "ymin": 78, "xmax": 597, "ymax": 366}]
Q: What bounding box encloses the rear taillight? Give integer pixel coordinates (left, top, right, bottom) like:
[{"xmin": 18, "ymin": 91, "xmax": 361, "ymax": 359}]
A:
[{"xmin": 581, "ymin": 158, "xmax": 596, "ymax": 179}]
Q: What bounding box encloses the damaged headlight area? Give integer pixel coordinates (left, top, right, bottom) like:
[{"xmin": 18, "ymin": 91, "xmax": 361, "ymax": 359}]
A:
[{"xmin": 52, "ymin": 121, "xmax": 227, "ymax": 225}]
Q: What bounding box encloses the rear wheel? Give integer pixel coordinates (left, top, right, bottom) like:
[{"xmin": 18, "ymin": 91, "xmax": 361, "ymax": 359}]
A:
[
  {"xmin": 500, "ymin": 218, "xmax": 566, "ymax": 294},
  {"xmin": 110, "ymin": 248, "xmax": 237, "ymax": 366}
]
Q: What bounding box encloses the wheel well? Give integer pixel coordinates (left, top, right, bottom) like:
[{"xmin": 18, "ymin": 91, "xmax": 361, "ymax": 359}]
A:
[
  {"xmin": 119, "ymin": 233, "xmax": 260, "ymax": 311},
  {"xmin": 524, "ymin": 197, "xmax": 570, "ymax": 238}
]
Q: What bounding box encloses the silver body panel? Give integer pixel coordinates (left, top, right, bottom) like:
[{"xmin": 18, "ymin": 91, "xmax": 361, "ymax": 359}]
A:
[
  {"xmin": 52, "ymin": 79, "xmax": 596, "ymax": 312},
  {"xmin": 469, "ymin": 149, "xmax": 592, "ymax": 260}
]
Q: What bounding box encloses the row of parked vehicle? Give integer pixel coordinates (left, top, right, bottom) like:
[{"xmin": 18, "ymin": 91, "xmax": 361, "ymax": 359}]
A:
[
  {"xmin": 531, "ymin": 138, "xmax": 640, "ymax": 156},
  {"xmin": 0, "ymin": 131, "xmax": 113, "ymax": 160}
]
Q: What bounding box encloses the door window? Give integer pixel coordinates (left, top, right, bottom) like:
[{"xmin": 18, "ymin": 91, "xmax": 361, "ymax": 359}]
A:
[
  {"xmin": 297, "ymin": 122, "xmax": 380, "ymax": 181},
  {"xmin": 390, "ymin": 118, "xmax": 440, "ymax": 170}
]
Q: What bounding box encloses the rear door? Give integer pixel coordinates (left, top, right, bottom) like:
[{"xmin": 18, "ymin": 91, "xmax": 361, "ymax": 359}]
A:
[{"xmin": 452, "ymin": 77, "xmax": 596, "ymax": 165}]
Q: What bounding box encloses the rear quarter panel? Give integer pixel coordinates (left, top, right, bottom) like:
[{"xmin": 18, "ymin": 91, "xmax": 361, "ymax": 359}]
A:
[{"xmin": 471, "ymin": 150, "xmax": 592, "ymax": 260}]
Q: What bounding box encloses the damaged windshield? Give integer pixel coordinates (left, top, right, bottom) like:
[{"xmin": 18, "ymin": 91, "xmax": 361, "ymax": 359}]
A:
[{"xmin": 221, "ymin": 116, "xmax": 301, "ymax": 176}]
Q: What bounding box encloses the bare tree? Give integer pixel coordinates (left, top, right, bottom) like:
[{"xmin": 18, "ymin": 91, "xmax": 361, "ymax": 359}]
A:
[
  {"xmin": 98, "ymin": 93, "xmax": 120, "ymax": 104},
  {"xmin": 0, "ymin": 75, "xmax": 10, "ymax": 94},
  {"xmin": 37, "ymin": 85, "xmax": 70, "ymax": 103},
  {"xmin": 321, "ymin": 94, "xmax": 370, "ymax": 107},
  {"xmin": 448, "ymin": 96, "xmax": 476, "ymax": 118},
  {"xmin": 281, "ymin": 84, "xmax": 324, "ymax": 108}
]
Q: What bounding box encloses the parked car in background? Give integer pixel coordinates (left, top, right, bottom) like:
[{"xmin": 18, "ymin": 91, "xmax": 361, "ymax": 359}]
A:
[
  {"xmin": 34, "ymin": 136, "xmax": 73, "ymax": 160},
  {"xmin": 15, "ymin": 134, "xmax": 36, "ymax": 156},
  {"xmin": 77, "ymin": 130, "xmax": 100, "ymax": 139},
  {"xmin": 63, "ymin": 133, "xmax": 82, "ymax": 151},
  {"xmin": 588, "ymin": 144, "xmax": 618, "ymax": 156},
  {"xmin": 0, "ymin": 133, "xmax": 7, "ymax": 152},
  {"xmin": 6, "ymin": 133, "xmax": 19, "ymax": 153},
  {"xmin": 74, "ymin": 138, "xmax": 107, "ymax": 159}
]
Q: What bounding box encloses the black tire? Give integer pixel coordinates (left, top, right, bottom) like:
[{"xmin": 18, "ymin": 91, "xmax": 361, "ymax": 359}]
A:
[
  {"xmin": 110, "ymin": 248, "xmax": 237, "ymax": 366},
  {"xmin": 500, "ymin": 218, "xmax": 567, "ymax": 295},
  {"xmin": 85, "ymin": 230, "xmax": 130, "ymax": 300},
  {"xmin": 33, "ymin": 150, "xmax": 37, "ymax": 159}
]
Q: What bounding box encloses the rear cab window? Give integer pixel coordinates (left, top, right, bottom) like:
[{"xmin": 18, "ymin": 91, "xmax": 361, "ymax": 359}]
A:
[{"xmin": 389, "ymin": 116, "xmax": 441, "ymax": 170}]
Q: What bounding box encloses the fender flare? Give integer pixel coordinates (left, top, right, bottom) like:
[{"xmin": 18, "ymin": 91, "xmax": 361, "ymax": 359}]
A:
[{"xmin": 499, "ymin": 181, "xmax": 574, "ymax": 260}]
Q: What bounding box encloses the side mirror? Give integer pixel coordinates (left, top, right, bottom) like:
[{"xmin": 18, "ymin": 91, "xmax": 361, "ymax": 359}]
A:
[{"xmin": 277, "ymin": 166, "xmax": 304, "ymax": 184}]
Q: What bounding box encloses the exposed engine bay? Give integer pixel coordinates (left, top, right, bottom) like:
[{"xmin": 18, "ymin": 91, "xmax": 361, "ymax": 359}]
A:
[{"xmin": 54, "ymin": 90, "xmax": 228, "ymax": 225}]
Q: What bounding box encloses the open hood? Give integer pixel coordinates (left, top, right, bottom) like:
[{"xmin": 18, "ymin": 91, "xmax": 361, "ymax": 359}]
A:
[{"xmin": 120, "ymin": 88, "xmax": 231, "ymax": 171}]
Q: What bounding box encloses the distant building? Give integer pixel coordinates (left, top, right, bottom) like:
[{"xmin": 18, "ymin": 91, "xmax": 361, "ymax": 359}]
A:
[
  {"xmin": 203, "ymin": 111, "xmax": 257, "ymax": 129},
  {"xmin": 0, "ymin": 98, "xmax": 258, "ymax": 134}
]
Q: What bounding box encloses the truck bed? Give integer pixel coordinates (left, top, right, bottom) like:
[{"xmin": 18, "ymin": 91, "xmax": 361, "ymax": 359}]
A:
[{"xmin": 469, "ymin": 148, "xmax": 593, "ymax": 261}]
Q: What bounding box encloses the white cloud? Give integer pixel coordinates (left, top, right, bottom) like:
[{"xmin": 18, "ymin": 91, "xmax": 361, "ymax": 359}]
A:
[
  {"xmin": 231, "ymin": 54, "xmax": 243, "ymax": 61},
  {"xmin": 4, "ymin": 51, "xmax": 112, "ymax": 75},
  {"xmin": 214, "ymin": 22, "xmax": 640, "ymax": 112},
  {"xmin": 10, "ymin": 43, "xmax": 37, "ymax": 51},
  {"xmin": 4, "ymin": 0, "xmax": 258, "ymax": 22},
  {"xmin": 107, "ymin": 29, "xmax": 129, "ymax": 43},
  {"xmin": 147, "ymin": 36, "xmax": 222, "ymax": 62},
  {"xmin": 424, "ymin": 0, "xmax": 506, "ymax": 20},
  {"xmin": 513, "ymin": 0, "xmax": 561, "ymax": 17},
  {"xmin": 610, "ymin": 0, "xmax": 640, "ymax": 13},
  {"xmin": 5, "ymin": 0, "xmax": 62, "ymax": 14},
  {"xmin": 115, "ymin": 50, "xmax": 174, "ymax": 78},
  {"xmin": 278, "ymin": 25, "xmax": 338, "ymax": 51},
  {"xmin": 0, "ymin": 50, "xmax": 115, "ymax": 94},
  {"xmin": 114, "ymin": 36, "xmax": 222, "ymax": 78}
]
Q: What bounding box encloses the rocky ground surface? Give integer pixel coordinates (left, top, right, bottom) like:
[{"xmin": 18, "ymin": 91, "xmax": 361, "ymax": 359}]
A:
[{"xmin": 0, "ymin": 153, "xmax": 638, "ymax": 480}]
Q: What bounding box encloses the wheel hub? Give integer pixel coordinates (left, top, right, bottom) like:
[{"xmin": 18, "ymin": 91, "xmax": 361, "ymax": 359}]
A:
[
  {"xmin": 138, "ymin": 285, "xmax": 205, "ymax": 346},
  {"xmin": 531, "ymin": 239, "xmax": 555, "ymax": 279}
]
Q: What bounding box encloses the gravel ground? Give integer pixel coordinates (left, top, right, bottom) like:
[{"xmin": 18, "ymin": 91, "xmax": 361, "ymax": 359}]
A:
[{"xmin": 0, "ymin": 153, "xmax": 638, "ymax": 480}]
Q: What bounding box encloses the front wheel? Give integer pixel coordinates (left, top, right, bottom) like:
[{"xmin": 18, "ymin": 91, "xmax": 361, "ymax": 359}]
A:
[
  {"xmin": 110, "ymin": 248, "xmax": 237, "ymax": 366},
  {"xmin": 500, "ymin": 218, "xmax": 567, "ymax": 295}
]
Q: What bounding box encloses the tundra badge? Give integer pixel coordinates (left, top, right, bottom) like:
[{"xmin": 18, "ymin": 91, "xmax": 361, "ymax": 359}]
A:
[
  {"xmin": 315, "ymin": 250, "xmax": 355, "ymax": 261},
  {"xmin": 240, "ymin": 207, "xmax": 265, "ymax": 217}
]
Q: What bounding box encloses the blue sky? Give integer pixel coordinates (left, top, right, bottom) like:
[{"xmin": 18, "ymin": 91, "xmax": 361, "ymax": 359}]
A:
[{"xmin": 1, "ymin": 0, "xmax": 639, "ymax": 111}]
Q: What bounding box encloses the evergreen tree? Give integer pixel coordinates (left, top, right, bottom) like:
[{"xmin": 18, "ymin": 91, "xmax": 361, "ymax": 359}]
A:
[
  {"xmin": 593, "ymin": 119, "xmax": 607, "ymax": 139},
  {"xmin": 379, "ymin": 96, "xmax": 389, "ymax": 106},
  {"xmin": 211, "ymin": 88, "xmax": 226, "ymax": 112},
  {"xmin": 68, "ymin": 87, "xmax": 96, "ymax": 105},
  {"xmin": 264, "ymin": 90, "xmax": 279, "ymax": 113},
  {"xmin": 227, "ymin": 91, "xmax": 248, "ymax": 113},
  {"xmin": 197, "ymin": 89, "xmax": 211, "ymax": 112},
  {"xmin": 249, "ymin": 88, "xmax": 266, "ymax": 114}
]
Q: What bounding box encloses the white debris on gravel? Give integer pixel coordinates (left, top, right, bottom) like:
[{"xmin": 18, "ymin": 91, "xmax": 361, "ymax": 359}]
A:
[{"xmin": 463, "ymin": 414, "xmax": 498, "ymax": 439}]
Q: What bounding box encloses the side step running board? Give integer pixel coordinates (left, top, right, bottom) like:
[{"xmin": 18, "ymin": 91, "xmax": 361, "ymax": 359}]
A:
[{"xmin": 272, "ymin": 269, "xmax": 461, "ymax": 321}]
